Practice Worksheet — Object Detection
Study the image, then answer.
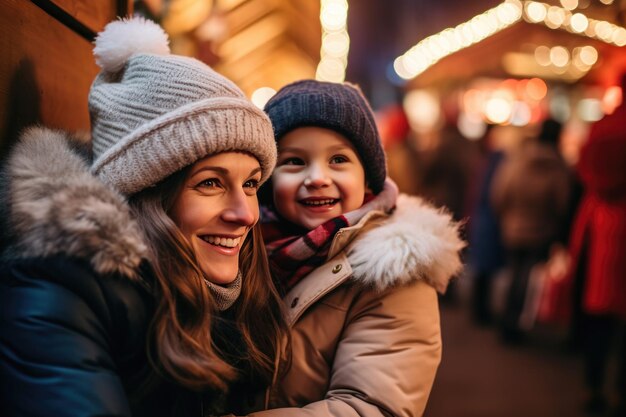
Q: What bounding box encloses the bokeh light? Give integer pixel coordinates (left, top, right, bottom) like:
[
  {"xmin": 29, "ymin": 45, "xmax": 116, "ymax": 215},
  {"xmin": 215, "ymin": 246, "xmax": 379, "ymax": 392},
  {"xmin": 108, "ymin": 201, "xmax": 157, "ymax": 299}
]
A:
[
  {"xmin": 251, "ymin": 87, "xmax": 276, "ymax": 109},
  {"xmin": 526, "ymin": 77, "xmax": 548, "ymax": 100},
  {"xmin": 485, "ymin": 97, "xmax": 513, "ymax": 124},
  {"xmin": 403, "ymin": 90, "xmax": 441, "ymax": 133}
]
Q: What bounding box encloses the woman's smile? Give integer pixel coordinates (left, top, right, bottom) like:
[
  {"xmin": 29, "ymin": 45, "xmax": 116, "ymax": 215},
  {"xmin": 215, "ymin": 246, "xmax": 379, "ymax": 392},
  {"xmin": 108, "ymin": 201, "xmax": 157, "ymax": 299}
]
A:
[{"xmin": 198, "ymin": 234, "xmax": 244, "ymax": 256}]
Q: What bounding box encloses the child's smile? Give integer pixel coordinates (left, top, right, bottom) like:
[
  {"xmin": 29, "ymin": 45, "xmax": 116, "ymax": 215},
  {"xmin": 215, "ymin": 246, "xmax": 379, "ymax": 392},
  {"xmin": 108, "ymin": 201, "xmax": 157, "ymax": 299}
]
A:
[
  {"xmin": 299, "ymin": 197, "xmax": 340, "ymax": 208},
  {"xmin": 271, "ymin": 127, "xmax": 366, "ymax": 230}
]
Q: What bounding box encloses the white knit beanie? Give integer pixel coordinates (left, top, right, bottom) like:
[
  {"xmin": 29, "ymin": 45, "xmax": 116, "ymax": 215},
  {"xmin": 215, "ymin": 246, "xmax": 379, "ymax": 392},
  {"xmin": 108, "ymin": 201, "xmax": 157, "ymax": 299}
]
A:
[{"xmin": 89, "ymin": 17, "xmax": 276, "ymax": 196}]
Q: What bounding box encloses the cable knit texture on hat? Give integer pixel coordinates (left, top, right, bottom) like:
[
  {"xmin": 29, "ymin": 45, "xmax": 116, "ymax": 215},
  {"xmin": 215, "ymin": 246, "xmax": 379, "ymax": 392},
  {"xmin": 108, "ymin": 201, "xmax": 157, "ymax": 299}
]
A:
[
  {"xmin": 264, "ymin": 80, "xmax": 387, "ymax": 194},
  {"xmin": 89, "ymin": 17, "xmax": 276, "ymax": 196}
]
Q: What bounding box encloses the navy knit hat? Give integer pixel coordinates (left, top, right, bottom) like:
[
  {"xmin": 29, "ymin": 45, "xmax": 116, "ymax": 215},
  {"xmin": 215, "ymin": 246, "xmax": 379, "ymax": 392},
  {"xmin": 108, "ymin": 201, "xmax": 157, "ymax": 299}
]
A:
[{"xmin": 264, "ymin": 80, "xmax": 387, "ymax": 194}]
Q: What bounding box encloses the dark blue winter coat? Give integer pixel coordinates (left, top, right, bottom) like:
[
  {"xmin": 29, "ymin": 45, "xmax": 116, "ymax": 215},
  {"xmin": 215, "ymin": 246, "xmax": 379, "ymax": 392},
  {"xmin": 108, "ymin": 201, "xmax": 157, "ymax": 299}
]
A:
[{"xmin": 0, "ymin": 128, "xmax": 220, "ymax": 417}]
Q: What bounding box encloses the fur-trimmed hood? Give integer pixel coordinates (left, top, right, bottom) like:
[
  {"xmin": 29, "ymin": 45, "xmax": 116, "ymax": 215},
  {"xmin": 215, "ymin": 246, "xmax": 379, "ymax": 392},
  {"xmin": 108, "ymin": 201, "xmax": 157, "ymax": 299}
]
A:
[
  {"xmin": 345, "ymin": 194, "xmax": 466, "ymax": 293},
  {"xmin": 0, "ymin": 127, "xmax": 147, "ymax": 279}
]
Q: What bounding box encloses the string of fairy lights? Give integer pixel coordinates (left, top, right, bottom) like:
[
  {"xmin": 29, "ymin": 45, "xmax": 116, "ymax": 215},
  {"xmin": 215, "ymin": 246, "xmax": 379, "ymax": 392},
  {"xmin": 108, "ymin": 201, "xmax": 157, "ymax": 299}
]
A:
[
  {"xmin": 316, "ymin": 0, "xmax": 350, "ymax": 83},
  {"xmin": 394, "ymin": 0, "xmax": 626, "ymax": 80},
  {"xmin": 251, "ymin": 0, "xmax": 350, "ymax": 107},
  {"xmin": 252, "ymin": 0, "xmax": 625, "ymax": 108}
]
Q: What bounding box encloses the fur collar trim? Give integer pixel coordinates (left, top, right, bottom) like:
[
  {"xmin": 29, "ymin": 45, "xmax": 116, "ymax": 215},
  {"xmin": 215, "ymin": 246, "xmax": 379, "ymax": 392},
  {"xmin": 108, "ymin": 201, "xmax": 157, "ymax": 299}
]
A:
[
  {"xmin": 346, "ymin": 194, "xmax": 466, "ymax": 293},
  {"xmin": 1, "ymin": 127, "xmax": 147, "ymax": 279}
]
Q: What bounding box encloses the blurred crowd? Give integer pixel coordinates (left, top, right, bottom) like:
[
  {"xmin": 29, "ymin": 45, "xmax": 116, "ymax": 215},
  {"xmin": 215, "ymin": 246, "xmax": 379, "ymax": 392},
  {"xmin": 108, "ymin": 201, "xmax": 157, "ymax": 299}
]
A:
[{"xmin": 383, "ymin": 75, "xmax": 626, "ymax": 417}]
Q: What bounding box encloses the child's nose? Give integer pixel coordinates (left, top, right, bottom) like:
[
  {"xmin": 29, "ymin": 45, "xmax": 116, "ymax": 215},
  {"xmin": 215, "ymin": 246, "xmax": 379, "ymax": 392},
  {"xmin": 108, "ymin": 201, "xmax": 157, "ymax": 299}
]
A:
[{"xmin": 303, "ymin": 164, "xmax": 331, "ymax": 188}]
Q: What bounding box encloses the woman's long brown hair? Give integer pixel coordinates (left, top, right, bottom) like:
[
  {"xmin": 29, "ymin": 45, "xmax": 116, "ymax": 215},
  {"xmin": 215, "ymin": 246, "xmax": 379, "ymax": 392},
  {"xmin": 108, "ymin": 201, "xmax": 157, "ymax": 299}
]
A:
[{"xmin": 129, "ymin": 167, "xmax": 287, "ymax": 392}]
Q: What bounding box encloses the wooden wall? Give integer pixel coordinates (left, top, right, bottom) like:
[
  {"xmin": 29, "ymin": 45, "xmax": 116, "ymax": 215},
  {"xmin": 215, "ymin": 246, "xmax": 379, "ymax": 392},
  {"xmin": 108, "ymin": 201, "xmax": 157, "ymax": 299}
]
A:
[{"xmin": 0, "ymin": 0, "xmax": 132, "ymax": 157}]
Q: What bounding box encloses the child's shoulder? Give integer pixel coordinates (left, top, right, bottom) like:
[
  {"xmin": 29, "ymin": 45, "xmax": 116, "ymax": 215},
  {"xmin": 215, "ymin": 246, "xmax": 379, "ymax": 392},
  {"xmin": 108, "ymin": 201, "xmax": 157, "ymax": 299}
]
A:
[{"xmin": 346, "ymin": 194, "xmax": 466, "ymax": 293}]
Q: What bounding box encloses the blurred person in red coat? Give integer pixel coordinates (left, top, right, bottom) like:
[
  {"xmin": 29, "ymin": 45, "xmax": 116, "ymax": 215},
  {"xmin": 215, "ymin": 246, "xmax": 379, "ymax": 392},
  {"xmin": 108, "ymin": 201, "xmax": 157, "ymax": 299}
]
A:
[{"xmin": 568, "ymin": 73, "xmax": 626, "ymax": 416}]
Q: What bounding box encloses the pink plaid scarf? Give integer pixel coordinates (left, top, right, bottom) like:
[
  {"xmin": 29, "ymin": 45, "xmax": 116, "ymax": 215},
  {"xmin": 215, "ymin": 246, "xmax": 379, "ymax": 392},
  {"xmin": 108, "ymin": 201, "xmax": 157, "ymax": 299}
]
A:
[{"xmin": 261, "ymin": 179, "xmax": 399, "ymax": 293}]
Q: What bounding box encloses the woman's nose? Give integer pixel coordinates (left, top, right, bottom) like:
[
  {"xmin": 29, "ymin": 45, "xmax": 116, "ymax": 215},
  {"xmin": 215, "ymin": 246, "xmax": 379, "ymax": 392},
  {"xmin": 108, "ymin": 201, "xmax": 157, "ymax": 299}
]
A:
[
  {"xmin": 221, "ymin": 190, "xmax": 257, "ymax": 226},
  {"xmin": 303, "ymin": 164, "xmax": 331, "ymax": 188}
]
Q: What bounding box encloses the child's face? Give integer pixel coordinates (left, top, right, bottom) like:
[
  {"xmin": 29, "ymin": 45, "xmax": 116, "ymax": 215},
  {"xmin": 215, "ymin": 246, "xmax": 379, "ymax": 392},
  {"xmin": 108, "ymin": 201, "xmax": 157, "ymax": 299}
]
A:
[{"xmin": 271, "ymin": 127, "xmax": 366, "ymax": 230}]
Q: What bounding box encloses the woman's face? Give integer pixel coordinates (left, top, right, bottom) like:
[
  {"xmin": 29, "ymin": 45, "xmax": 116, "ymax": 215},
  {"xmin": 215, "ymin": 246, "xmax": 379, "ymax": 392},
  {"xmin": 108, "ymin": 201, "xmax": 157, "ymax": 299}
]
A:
[{"xmin": 170, "ymin": 152, "xmax": 261, "ymax": 285}]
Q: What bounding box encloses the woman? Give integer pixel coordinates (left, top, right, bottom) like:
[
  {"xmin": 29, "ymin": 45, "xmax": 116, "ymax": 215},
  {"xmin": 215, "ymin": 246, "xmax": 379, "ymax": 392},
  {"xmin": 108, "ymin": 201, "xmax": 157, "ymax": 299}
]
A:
[{"xmin": 0, "ymin": 18, "xmax": 285, "ymax": 417}]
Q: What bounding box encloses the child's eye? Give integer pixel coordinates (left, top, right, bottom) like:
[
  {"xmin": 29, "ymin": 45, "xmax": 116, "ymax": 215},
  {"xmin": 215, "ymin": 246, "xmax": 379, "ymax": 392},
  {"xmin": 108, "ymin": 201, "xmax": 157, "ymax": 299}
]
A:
[
  {"xmin": 280, "ymin": 157, "xmax": 305, "ymax": 166},
  {"xmin": 330, "ymin": 155, "xmax": 349, "ymax": 164}
]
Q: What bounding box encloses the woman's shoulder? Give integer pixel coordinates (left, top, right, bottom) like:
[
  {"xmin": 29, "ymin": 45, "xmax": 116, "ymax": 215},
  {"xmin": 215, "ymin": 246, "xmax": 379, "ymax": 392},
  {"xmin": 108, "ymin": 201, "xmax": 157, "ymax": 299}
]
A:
[
  {"xmin": 0, "ymin": 127, "xmax": 148, "ymax": 280},
  {"xmin": 345, "ymin": 193, "xmax": 466, "ymax": 294},
  {"xmin": 0, "ymin": 127, "xmax": 153, "ymax": 348},
  {"xmin": 0, "ymin": 256, "xmax": 156, "ymax": 417},
  {"xmin": 1, "ymin": 255, "xmax": 154, "ymax": 337}
]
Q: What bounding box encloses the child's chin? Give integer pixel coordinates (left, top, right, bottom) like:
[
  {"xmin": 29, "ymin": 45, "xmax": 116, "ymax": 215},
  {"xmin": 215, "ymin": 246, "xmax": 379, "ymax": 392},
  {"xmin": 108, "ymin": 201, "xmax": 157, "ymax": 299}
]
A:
[{"xmin": 299, "ymin": 216, "xmax": 329, "ymax": 230}]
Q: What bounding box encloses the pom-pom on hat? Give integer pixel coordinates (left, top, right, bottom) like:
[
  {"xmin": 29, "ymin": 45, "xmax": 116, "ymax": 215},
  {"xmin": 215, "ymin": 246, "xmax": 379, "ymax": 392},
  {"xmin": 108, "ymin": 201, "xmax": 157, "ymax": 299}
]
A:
[
  {"xmin": 264, "ymin": 80, "xmax": 387, "ymax": 194},
  {"xmin": 89, "ymin": 17, "xmax": 276, "ymax": 196}
]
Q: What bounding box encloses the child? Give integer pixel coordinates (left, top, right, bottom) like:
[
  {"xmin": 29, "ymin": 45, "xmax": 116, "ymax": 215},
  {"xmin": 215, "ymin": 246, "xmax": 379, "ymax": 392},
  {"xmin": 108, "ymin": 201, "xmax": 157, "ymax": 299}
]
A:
[{"xmin": 251, "ymin": 80, "xmax": 466, "ymax": 417}]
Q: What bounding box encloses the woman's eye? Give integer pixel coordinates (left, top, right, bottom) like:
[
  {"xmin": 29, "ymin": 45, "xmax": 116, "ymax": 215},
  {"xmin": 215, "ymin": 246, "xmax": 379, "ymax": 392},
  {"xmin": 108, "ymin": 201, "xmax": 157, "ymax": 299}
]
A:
[
  {"xmin": 330, "ymin": 155, "xmax": 349, "ymax": 164},
  {"xmin": 280, "ymin": 157, "xmax": 305, "ymax": 166},
  {"xmin": 197, "ymin": 178, "xmax": 220, "ymax": 188},
  {"xmin": 244, "ymin": 179, "xmax": 260, "ymax": 189}
]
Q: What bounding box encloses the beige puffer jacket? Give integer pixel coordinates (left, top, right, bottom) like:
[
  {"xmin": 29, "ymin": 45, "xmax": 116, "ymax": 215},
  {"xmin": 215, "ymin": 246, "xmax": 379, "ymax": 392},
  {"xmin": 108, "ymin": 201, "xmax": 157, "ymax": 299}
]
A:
[{"xmin": 244, "ymin": 194, "xmax": 465, "ymax": 417}]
